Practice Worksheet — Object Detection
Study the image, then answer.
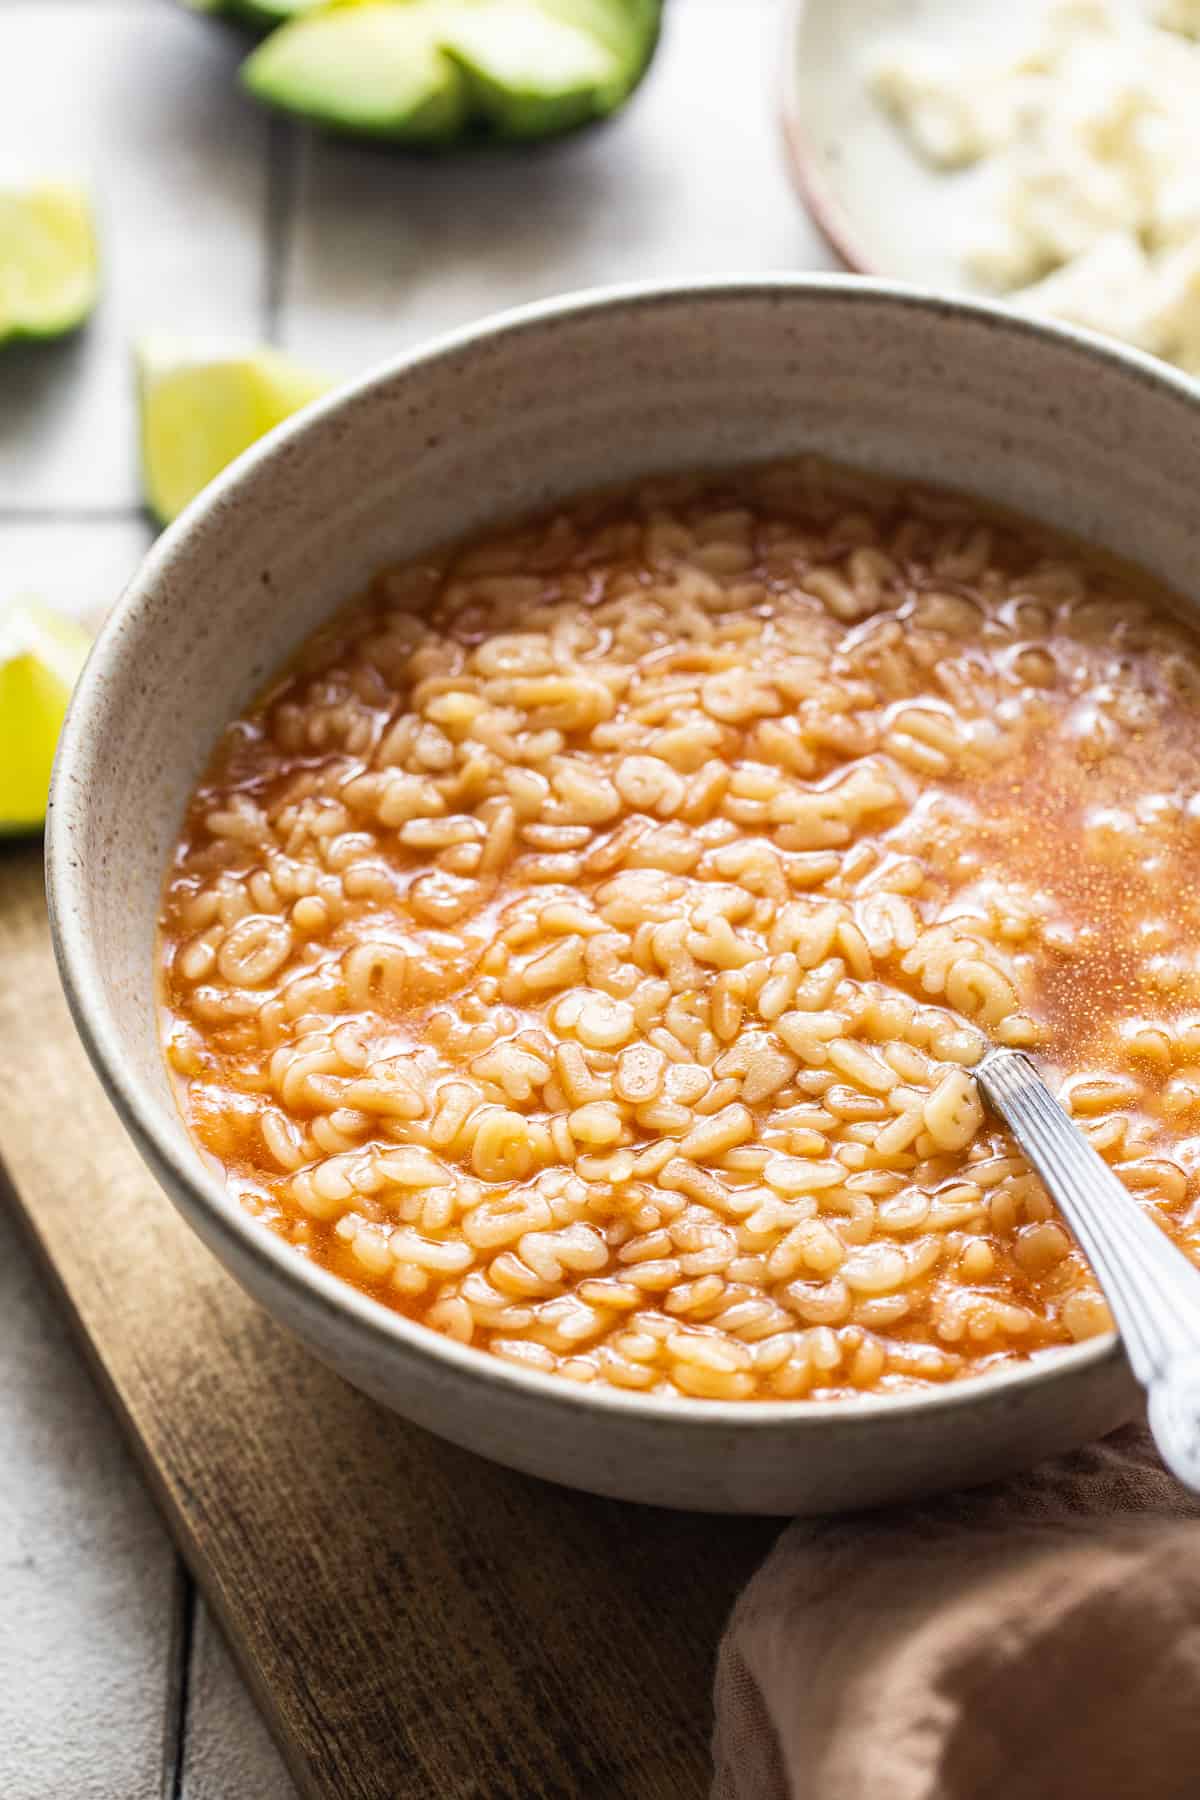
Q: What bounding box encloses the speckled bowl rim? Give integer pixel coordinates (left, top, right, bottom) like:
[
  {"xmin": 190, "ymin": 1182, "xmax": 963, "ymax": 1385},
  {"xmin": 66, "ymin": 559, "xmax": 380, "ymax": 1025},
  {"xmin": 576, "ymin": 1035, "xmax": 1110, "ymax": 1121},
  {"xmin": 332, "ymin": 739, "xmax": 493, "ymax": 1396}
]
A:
[{"xmin": 49, "ymin": 272, "xmax": 1200, "ymax": 1439}]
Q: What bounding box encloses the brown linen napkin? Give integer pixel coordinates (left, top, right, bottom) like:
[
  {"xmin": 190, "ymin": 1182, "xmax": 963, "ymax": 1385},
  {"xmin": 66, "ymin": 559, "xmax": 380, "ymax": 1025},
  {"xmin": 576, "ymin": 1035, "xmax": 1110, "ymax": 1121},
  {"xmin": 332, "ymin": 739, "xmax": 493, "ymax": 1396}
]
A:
[{"xmin": 712, "ymin": 1425, "xmax": 1200, "ymax": 1800}]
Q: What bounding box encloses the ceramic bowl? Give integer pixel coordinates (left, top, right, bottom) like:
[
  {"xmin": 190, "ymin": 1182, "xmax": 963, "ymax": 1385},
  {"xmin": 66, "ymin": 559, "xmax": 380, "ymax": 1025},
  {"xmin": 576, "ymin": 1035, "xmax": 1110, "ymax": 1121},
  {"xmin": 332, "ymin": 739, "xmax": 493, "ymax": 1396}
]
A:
[{"xmin": 49, "ymin": 278, "xmax": 1199, "ymax": 1514}]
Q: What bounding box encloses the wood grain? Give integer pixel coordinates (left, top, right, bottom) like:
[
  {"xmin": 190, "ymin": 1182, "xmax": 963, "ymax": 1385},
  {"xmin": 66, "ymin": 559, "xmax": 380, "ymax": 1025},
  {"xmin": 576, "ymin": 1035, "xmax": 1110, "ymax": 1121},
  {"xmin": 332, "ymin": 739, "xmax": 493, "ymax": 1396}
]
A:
[{"xmin": 0, "ymin": 844, "xmax": 779, "ymax": 1800}]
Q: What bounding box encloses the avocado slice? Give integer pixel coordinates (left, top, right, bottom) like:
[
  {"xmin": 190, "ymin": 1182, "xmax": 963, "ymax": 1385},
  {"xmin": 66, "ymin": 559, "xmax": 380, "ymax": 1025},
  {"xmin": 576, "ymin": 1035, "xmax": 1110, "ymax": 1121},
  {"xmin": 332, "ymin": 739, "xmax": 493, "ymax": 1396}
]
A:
[
  {"xmin": 182, "ymin": 0, "xmax": 328, "ymax": 31},
  {"xmin": 241, "ymin": 0, "xmax": 661, "ymax": 143},
  {"xmin": 245, "ymin": 5, "xmax": 467, "ymax": 141},
  {"xmin": 538, "ymin": 0, "xmax": 661, "ymax": 102}
]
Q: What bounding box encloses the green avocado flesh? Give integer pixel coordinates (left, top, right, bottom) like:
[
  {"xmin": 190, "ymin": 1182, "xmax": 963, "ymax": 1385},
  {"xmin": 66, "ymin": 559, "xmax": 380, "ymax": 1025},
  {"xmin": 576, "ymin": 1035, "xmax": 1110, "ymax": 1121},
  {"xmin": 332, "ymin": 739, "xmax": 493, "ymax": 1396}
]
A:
[
  {"xmin": 240, "ymin": 0, "xmax": 661, "ymax": 142},
  {"xmin": 184, "ymin": 0, "xmax": 328, "ymax": 26}
]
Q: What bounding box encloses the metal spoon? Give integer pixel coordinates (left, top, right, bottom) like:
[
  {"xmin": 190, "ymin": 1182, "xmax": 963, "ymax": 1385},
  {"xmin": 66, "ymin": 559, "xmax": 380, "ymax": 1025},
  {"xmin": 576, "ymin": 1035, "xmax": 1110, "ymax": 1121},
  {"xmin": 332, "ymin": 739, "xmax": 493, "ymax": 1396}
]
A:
[{"xmin": 976, "ymin": 1046, "xmax": 1200, "ymax": 1492}]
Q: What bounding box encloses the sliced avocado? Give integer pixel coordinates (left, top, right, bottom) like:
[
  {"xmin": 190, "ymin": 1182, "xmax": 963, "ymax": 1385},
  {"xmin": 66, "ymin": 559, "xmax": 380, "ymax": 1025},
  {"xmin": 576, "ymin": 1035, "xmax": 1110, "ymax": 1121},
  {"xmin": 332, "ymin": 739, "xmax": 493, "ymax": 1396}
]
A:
[
  {"xmin": 240, "ymin": 0, "xmax": 662, "ymax": 144},
  {"xmin": 243, "ymin": 5, "xmax": 469, "ymax": 142},
  {"xmin": 182, "ymin": 0, "xmax": 328, "ymax": 30},
  {"xmin": 446, "ymin": 2, "xmax": 623, "ymax": 138},
  {"xmin": 536, "ymin": 0, "xmax": 661, "ymax": 107}
]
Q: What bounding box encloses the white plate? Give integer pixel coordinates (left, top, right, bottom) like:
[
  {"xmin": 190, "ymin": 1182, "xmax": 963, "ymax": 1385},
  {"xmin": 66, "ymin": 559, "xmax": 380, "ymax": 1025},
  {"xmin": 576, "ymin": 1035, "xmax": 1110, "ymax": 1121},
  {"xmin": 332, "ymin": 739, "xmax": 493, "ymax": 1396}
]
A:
[{"xmin": 782, "ymin": 0, "xmax": 1125, "ymax": 289}]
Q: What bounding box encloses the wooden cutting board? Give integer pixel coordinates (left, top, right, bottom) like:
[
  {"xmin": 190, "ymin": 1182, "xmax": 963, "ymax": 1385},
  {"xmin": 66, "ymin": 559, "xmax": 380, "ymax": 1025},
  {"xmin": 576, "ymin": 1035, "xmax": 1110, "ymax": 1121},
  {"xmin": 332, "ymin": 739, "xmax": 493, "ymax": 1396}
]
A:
[{"xmin": 0, "ymin": 843, "xmax": 779, "ymax": 1800}]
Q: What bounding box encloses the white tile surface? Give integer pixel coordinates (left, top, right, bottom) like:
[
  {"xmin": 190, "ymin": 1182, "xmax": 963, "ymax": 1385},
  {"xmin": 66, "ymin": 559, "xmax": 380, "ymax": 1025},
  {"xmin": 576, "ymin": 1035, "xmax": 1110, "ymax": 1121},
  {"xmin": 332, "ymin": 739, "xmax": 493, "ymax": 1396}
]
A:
[
  {"xmin": 181, "ymin": 1601, "xmax": 299, "ymax": 1800},
  {"xmin": 0, "ymin": 1184, "xmax": 179, "ymax": 1800},
  {"xmin": 282, "ymin": 0, "xmax": 831, "ymax": 374},
  {"xmin": 0, "ymin": 512, "xmax": 164, "ymax": 1792},
  {"xmin": 0, "ymin": 3, "xmax": 271, "ymax": 509},
  {"xmin": 0, "ymin": 519, "xmax": 150, "ymax": 627}
]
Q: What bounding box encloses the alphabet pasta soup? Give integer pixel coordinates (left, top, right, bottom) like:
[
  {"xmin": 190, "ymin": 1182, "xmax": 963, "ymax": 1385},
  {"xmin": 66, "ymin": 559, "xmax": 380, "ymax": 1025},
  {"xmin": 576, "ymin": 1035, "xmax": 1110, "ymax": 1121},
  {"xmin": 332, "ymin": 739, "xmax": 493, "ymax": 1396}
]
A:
[{"xmin": 158, "ymin": 463, "xmax": 1200, "ymax": 1401}]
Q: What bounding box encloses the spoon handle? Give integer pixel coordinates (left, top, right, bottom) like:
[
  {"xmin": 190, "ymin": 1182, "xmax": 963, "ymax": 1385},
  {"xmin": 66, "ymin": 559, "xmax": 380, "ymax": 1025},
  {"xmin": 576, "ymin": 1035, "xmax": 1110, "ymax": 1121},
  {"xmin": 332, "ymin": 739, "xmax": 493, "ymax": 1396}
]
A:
[{"xmin": 976, "ymin": 1046, "xmax": 1200, "ymax": 1492}]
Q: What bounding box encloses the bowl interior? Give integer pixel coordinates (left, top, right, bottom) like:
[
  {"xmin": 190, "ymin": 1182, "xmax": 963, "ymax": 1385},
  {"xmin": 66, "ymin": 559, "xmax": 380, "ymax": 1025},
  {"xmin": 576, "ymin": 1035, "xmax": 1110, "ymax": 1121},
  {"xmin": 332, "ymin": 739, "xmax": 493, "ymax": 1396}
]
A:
[{"xmin": 50, "ymin": 279, "xmax": 1200, "ymax": 1422}]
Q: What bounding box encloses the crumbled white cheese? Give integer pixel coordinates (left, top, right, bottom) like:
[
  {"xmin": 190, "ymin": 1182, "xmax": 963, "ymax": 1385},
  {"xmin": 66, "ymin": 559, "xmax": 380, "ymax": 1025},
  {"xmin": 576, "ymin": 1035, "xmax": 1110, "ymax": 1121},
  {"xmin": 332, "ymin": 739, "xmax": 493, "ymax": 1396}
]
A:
[
  {"xmin": 870, "ymin": 1, "xmax": 1200, "ymax": 369},
  {"xmin": 1013, "ymin": 232, "xmax": 1159, "ymax": 344},
  {"xmin": 1137, "ymin": 241, "xmax": 1200, "ymax": 372},
  {"xmin": 871, "ymin": 54, "xmax": 1022, "ymax": 168},
  {"xmin": 1155, "ymin": 0, "xmax": 1200, "ymax": 36},
  {"xmin": 1013, "ymin": 233, "xmax": 1200, "ymax": 372}
]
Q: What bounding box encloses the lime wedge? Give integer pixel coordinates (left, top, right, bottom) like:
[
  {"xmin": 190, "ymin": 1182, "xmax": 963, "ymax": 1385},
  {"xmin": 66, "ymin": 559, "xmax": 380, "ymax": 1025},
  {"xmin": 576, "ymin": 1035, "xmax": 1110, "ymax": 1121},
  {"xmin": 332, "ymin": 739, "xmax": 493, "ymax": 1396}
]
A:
[
  {"xmin": 0, "ymin": 183, "xmax": 99, "ymax": 346},
  {"xmin": 241, "ymin": 0, "xmax": 661, "ymax": 143},
  {"xmin": 137, "ymin": 338, "xmax": 329, "ymax": 525},
  {"xmin": 0, "ymin": 601, "xmax": 91, "ymax": 836}
]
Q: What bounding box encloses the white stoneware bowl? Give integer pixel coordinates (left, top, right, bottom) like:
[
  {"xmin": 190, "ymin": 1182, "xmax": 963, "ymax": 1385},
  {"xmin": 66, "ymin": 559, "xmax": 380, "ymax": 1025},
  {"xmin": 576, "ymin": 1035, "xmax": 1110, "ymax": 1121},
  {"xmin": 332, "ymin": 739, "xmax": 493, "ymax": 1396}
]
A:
[{"xmin": 49, "ymin": 278, "xmax": 1200, "ymax": 1514}]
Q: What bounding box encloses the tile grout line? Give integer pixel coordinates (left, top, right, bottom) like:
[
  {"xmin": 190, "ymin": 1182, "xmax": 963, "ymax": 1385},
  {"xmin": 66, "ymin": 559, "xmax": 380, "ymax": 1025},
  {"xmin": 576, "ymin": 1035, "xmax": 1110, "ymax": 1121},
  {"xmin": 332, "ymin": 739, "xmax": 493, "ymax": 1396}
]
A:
[
  {"xmin": 162, "ymin": 1556, "xmax": 197, "ymax": 1800},
  {"xmin": 263, "ymin": 118, "xmax": 300, "ymax": 347},
  {"xmin": 0, "ymin": 507, "xmax": 147, "ymax": 524}
]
